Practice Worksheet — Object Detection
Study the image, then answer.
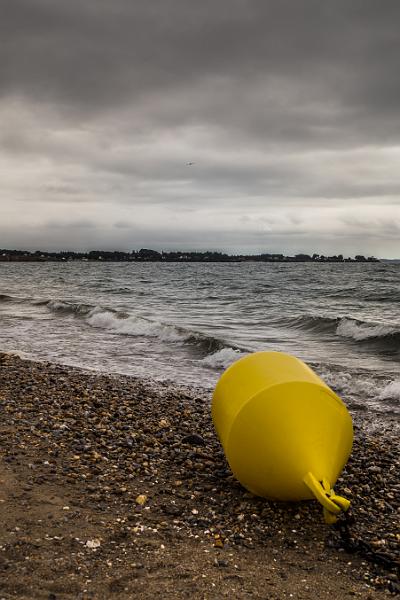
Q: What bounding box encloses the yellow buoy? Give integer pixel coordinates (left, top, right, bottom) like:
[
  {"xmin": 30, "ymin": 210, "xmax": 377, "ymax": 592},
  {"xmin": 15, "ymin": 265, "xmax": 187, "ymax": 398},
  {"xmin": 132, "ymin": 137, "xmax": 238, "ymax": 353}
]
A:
[{"xmin": 212, "ymin": 351, "xmax": 353, "ymax": 523}]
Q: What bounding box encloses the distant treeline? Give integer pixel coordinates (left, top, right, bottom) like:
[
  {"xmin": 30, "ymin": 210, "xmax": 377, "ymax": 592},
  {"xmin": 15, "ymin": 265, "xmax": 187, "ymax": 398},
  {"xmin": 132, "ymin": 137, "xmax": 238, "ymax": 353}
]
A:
[{"xmin": 0, "ymin": 249, "xmax": 379, "ymax": 263}]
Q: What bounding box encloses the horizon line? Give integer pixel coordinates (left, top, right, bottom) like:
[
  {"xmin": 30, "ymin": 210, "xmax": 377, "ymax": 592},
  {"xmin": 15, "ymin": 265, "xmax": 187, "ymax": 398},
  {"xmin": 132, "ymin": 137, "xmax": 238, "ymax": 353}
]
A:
[{"xmin": 1, "ymin": 248, "xmax": 397, "ymax": 261}]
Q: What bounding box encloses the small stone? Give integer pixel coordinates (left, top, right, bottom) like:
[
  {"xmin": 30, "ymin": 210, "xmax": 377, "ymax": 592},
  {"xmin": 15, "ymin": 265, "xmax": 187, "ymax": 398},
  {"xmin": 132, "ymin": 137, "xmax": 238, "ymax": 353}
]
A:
[
  {"xmin": 370, "ymin": 539, "xmax": 386, "ymax": 547},
  {"xmin": 85, "ymin": 538, "xmax": 101, "ymax": 549},
  {"xmin": 367, "ymin": 465, "xmax": 381, "ymax": 474},
  {"xmin": 135, "ymin": 494, "xmax": 147, "ymax": 506},
  {"xmin": 214, "ymin": 558, "xmax": 228, "ymax": 568},
  {"xmin": 181, "ymin": 434, "xmax": 206, "ymax": 446}
]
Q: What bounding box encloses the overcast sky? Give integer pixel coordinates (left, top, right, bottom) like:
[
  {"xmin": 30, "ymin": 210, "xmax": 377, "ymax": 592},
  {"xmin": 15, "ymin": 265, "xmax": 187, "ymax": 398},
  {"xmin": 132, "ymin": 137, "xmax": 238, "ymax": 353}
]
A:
[{"xmin": 1, "ymin": 0, "xmax": 400, "ymax": 257}]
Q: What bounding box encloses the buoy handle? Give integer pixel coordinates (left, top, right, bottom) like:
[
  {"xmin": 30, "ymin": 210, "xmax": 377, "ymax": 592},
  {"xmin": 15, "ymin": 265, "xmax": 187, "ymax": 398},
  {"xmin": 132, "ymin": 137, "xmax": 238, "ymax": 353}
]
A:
[{"xmin": 303, "ymin": 472, "xmax": 350, "ymax": 524}]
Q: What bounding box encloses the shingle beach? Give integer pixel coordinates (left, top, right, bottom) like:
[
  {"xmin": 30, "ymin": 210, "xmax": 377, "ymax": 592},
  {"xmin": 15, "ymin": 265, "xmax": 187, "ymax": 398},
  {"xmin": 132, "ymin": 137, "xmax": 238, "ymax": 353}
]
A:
[{"xmin": 0, "ymin": 353, "xmax": 398, "ymax": 599}]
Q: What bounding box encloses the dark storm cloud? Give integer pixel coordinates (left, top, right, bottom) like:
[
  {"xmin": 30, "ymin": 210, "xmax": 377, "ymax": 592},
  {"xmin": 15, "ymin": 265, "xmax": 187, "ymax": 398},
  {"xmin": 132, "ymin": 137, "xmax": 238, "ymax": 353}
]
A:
[
  {"xmin": 2, "ymin": 0, "xmax": 400, "ymax": 134},
  {"xmin": 1, "ymin": 0, "xmax": 400, "ymax": 256}
]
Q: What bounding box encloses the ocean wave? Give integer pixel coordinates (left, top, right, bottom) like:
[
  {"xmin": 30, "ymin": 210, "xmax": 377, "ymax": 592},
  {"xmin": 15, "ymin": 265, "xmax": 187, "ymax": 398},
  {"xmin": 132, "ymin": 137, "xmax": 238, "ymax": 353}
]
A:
[
  {"xmin": 314, "ymin": 365, "xmax": 400, "ymax": 415},
  {"xmin": 184, "ymin": 332, "xmax": 236, "ymax": 354},
  {"xmin": 336, "ymin": 316, "xmax": 400, "ymax": 344},
  {"xmin": 42, "ymin": 299, "xmax": 240, "ymax": 357},
  {"xmin": 86, "ymin": 309, "xmax": 184, "ymax": 342},
  {"xmin": 379, "ymin": 380, "xmax": 400, "ymax": 401},
  {"xmin": 282, "ymin": 314, "xmax": 339, "ymax": 334},
  {"xmin": 316, "ymin": 366, "xmax": 378, "ymax": 402},
  {"xmin": 46, "ymin": 300, "xmax": 94, "ymax": 316},
  {"xmin": 201, "ymin": 347, "xmax": 247, "ymax": 369},
  {"xmin": 0, "ymin": 294, "xmax": 13, "ymax": 302},
  {"xmin": 85, "ymin": 307, "xmax": 244, "ymax": 356},
  {"xmin": 37, "ymin": 295, "xmax": 238, "ymax": 355},
  {"xmin": 282, "ymin": 314, "xmax": 400, "ymax": 352}
]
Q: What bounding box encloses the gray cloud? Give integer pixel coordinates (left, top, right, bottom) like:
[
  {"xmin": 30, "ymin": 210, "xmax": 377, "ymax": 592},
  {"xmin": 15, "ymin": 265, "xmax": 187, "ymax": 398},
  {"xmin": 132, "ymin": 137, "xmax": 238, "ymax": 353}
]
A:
[{"xmin": 1, "ymin": 1, "xmax": 400, "ymax": 256}]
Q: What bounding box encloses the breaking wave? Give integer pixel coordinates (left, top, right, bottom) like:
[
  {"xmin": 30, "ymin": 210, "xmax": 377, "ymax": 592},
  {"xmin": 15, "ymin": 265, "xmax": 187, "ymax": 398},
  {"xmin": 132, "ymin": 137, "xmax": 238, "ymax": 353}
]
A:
[
  {"xmin": 379, "ymin": 380, "xmax": 400, "ymax": 401},
  {"xmin": 86, "ymin": 308, "xmax": 184, "ymax": 342},
  {"xmin": 41, "ymin": 299, "xmax": 243, "ymax": 359},
  {"xmin": 46, "ymin": 300, "xmax": 94, "ymax": 316},
  {"xmin": 282, "ymin": 314, "xmax": 400, "ymax": 353},
  {"xmin": 336, "ymin": 317, "xmax": 400, "ymax": 343},
  {"xmin": 313, "ymin": 364, "xmax": 400, "ymax": 415},
  {"xmin": 201, "ymin": 347, "xmax": 247, "ymax": 369},
  {"xmin": 85, "ymin": 308, "xmax": 243, "ymax": 357}
]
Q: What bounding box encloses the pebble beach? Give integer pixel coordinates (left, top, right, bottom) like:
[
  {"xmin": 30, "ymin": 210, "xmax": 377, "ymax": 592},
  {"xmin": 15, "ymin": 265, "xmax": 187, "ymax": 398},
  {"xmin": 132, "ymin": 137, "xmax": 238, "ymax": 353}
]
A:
[{"xmin": 0, "ymin": 352, "xmax": 398, "ymax": 599}]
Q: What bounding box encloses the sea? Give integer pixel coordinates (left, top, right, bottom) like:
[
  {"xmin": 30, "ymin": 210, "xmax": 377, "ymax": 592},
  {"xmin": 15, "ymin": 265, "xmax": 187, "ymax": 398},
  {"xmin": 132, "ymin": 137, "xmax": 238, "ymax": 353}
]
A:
[{"xmin": 0, "ymin": 261, "xmax": 399, "ymax": 420}]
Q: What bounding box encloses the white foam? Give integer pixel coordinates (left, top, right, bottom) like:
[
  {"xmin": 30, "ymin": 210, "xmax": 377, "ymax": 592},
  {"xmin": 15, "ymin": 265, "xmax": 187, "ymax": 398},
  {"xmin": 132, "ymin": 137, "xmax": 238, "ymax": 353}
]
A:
[
  {"xmin": 85, "ymin": 309, "xmax": 184, "ymax": 342},
  {"xmin": 336, "ymin": 317, "xmax": 397, "ymax": 341},
  {"xmin": 201, "ymin": 347, "xmax": 247, "ymax": 369},
  {"xmin": 316, "ymin": 365, "xmax": 400, "ymax": 414},
  {"xmin": 319, "ymin": 368, "xmax": 377, "ymax": 400},
  {"xmin": 379, "ymin": 380, "xmax": 400, "ymax": 401}
]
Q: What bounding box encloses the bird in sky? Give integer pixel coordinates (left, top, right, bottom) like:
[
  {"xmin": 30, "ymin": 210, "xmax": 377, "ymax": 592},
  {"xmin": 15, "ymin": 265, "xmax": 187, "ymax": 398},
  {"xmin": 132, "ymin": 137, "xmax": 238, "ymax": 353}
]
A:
[{"xmin": 186, "ymin": 162, "xmax": 195, "ymax": 166}]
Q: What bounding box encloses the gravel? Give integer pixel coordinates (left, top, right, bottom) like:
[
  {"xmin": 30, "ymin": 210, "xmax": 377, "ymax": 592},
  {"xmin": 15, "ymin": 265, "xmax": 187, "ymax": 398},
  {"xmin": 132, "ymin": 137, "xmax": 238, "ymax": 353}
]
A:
[{"xmin": 0, "ymin": 352, "xmax": 398, "ymax": 599}]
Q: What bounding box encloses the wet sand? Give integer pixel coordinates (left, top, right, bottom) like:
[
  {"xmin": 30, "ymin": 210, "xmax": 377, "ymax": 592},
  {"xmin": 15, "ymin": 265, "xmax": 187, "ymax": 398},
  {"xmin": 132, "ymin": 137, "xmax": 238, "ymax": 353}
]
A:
[{"xmin": 0, "ymin": 353, "xmax": 398, "ymax": 599}]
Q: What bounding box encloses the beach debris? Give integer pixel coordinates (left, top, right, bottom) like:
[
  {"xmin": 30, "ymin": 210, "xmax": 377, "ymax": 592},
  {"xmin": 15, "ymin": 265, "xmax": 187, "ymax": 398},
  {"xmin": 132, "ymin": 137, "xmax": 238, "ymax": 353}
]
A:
[
  {"xmin": 135, "ymin": 494, "xmax": 147, "ymax": 506},
  {"xmin": 212, "ymin": 351, "xmax": 353, "ymax": 524}
]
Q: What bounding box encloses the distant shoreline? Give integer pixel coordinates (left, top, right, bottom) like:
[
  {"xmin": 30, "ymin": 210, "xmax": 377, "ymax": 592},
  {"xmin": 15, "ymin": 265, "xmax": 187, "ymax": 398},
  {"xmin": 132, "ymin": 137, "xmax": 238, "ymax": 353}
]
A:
[{"xmin": 0, "ymin": 249, "xmax": 380, "ymax": 263}]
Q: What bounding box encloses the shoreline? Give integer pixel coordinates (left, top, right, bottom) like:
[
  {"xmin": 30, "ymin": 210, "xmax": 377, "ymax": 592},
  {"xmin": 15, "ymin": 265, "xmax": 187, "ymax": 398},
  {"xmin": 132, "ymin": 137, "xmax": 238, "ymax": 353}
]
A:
[{"xmin": 0, "ymin": 353, "xmax": 398, "ymax": 598}]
